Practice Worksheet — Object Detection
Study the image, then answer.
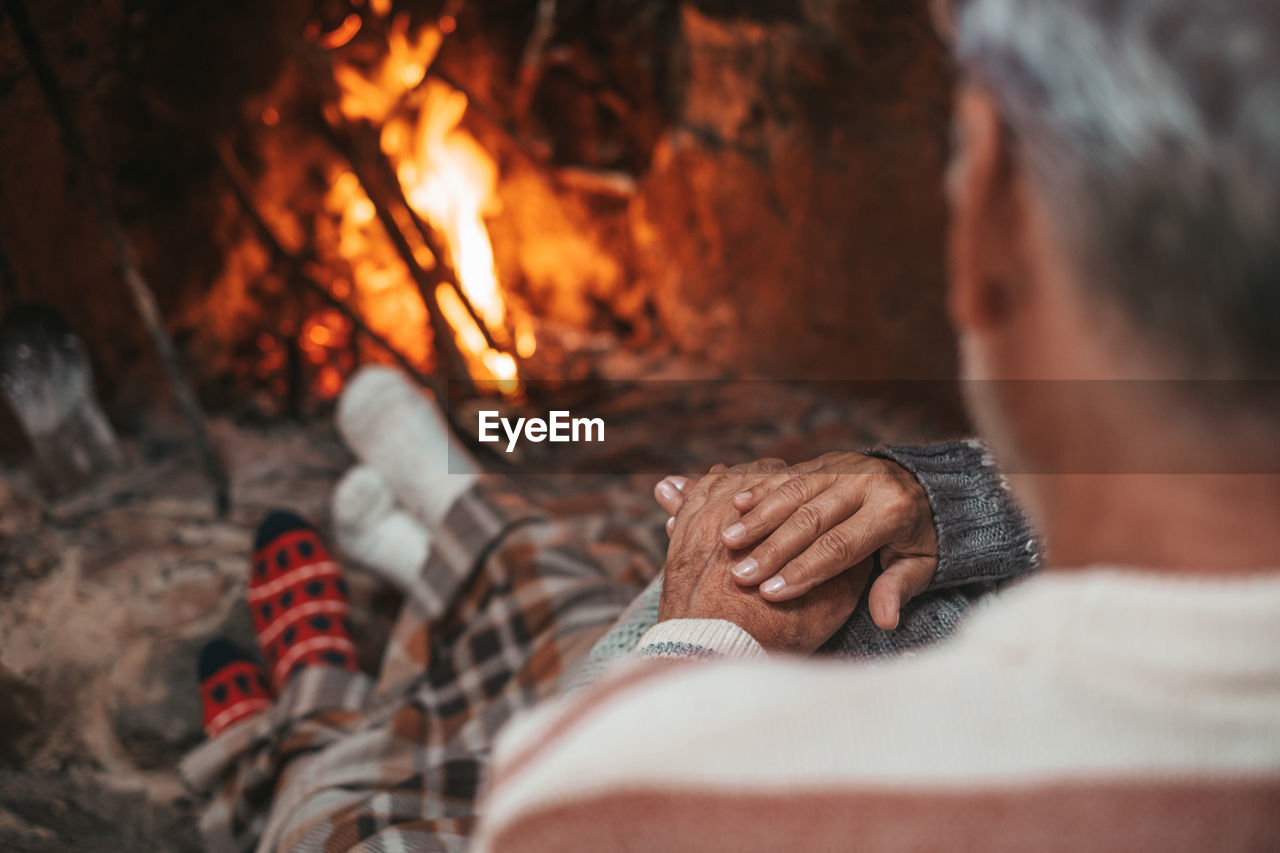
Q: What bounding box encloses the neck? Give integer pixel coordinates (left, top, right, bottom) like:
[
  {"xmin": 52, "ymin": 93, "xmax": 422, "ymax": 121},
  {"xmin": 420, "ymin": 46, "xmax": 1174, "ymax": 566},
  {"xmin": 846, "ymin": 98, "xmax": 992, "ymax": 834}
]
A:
[{"xmin": 1019, "ymin": 471, "xmax": 1280, "ymax": 574}]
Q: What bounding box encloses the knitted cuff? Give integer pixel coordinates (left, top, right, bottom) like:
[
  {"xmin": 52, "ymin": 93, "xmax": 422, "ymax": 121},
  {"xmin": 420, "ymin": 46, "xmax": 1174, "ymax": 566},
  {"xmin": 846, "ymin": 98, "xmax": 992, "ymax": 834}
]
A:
[
  {"xmin": 866, "ymin": 439, "xmax": 1040, "ymax": 591},
  {"xmin": 635, "ymin": 619, "xmax": 767, "ymax": 661}
]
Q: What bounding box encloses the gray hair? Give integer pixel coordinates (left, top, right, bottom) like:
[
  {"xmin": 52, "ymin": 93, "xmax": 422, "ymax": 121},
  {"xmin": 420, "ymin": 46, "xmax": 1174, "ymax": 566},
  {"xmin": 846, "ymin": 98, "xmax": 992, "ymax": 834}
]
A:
[{"xmin": 947, "ymin": 0, "xmax": 1280, "ymax": 379}]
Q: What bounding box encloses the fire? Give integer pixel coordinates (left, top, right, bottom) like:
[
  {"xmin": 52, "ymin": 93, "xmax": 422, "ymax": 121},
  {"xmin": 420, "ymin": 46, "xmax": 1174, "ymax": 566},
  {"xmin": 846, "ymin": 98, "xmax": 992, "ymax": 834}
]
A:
[
  {"xmin": 194, "ymin": 5, "xmax": 535, "ymax": 411},
  {"xmin": 314, "ymin": 165, "xmax": 431, "ymax": 389},
  {"xmin": 324, "ymin": 10, "xmax": 530, "ymax": 394}
]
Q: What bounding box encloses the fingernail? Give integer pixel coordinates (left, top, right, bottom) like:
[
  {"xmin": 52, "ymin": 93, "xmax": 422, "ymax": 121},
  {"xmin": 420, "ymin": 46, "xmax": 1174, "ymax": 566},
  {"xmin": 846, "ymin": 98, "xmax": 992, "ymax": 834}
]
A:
[
  {"xmin": 656, "ymin": 481, "xmax": 677, "ymax": 502},
  {"xmin": 732, "ymin": 557, "xmax": 757, "ymax": 579},
  {"xmin": 722, "ymin": 522, "xmax": 746, "ymax": 542},
  {"xmin": 734, "ymin": 491, "xmax": 752, "ymax": 503},
  {"xmin": 761, "ymin": 577, "xmax": 786, "ymax": 595},
  {"xmin": 666, "ymin": 516, "xmax": 675, "ymax": 534},
  {"xmin": 671, "ymin": 478, "xmax": 687, "ymax": 492}
]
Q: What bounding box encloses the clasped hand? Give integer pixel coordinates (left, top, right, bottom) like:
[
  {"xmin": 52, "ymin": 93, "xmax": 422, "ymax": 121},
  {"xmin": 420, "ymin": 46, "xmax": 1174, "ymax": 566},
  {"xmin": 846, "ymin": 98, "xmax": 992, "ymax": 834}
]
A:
[{"xmin": 654, "ymin": 453, "xmax": 938, "ymax": 654}]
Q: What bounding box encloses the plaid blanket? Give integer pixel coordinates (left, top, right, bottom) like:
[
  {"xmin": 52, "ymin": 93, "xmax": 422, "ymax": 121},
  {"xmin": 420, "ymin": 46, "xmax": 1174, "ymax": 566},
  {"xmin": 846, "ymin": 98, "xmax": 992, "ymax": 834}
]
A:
[{"xmin": 180, "ymin": 478, "xmax": 655, "ymax": 852}]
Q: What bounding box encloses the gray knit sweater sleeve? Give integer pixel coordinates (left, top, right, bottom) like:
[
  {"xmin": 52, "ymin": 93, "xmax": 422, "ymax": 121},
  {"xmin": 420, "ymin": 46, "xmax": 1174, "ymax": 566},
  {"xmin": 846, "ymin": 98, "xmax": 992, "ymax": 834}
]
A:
[
  {"xmin": 866, "ymin": 439, "xmax": 1039, "ymax": 592},
  {"xmin": 820, "ymin": 439, "xmax": 1040, "ymax": 658}
]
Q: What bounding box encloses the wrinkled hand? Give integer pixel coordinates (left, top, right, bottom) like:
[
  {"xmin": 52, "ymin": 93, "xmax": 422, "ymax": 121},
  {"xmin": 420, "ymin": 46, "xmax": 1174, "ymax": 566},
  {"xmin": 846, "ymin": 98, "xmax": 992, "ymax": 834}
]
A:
[
  {"xmin": 658, "ymin": 462, "xmax": 869, "ymax": 654},
  {"xmin": 654, "ymin": 452, "xmax": 938, "ymax": 630}
]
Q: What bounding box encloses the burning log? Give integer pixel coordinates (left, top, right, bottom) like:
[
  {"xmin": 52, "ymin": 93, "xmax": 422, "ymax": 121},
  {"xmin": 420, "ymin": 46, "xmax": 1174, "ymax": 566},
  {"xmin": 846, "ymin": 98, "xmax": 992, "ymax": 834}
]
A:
[
  {"xmin": 300, "ymin": 19, "xmax": 529, "ymax": 395},
  {"xmin": 362, "ymin": 146, "xmax": 502, "ymax": 354},
  {"xmin": 314, "ymin": 110, "xmax": 479, "ymax": 397},
  {"xmin": 0, "ymin": 0, "xmax": 230, "ymax": 515},
  {"xmin": 512, "ymin": 0, "xmax": 558, "ymax": 121},
  {"xmin": 553, "ymin": 166, "xmax": 638, "ymax": 199},
  {"xmin": 298, "ymin": 39, "xmax": 495, "ymax": 398},
  {"xmin": 215, "ymin": 142, "xmax": 445, "ymax": 401}
]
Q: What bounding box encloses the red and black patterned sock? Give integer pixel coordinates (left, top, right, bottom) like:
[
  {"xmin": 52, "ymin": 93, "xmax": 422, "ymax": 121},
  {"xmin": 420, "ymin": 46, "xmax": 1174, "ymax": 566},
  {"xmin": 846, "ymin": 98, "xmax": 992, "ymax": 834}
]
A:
[
  {"xmin": 250, "ymin": 510, "xmax": 359, "ymax": 690},
  {"xmin": 198, "ymin": 638, "xmax": 273, "ymax": 737}
]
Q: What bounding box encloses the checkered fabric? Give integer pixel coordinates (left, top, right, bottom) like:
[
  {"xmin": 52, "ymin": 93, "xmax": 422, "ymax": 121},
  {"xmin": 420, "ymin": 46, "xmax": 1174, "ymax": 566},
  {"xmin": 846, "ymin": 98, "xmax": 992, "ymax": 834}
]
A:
[{"xmin": 180, "ymin": 477, "xmax": 655, "ymax": 853}]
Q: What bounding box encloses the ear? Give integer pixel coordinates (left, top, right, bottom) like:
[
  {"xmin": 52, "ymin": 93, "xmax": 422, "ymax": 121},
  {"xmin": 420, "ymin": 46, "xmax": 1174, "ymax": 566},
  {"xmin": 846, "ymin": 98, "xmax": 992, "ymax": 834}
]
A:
[{"xmin": 946, "ymin": 85, "xmax": 1029, "ymax": 332}]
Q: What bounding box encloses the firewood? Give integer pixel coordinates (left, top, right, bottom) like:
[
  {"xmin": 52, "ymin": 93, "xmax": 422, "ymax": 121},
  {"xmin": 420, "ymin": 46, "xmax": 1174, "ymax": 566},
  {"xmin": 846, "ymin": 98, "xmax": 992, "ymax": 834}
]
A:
[
  {"xmin": 296, "ymin": 46, "xmax": 478, "ymax": 396},
  {"xmin": 215, "ymin": 141, "xmax": 443, "ymax": 399},
  {"xmin": 316, "ymin": 117, "xmax": 489, "ymax": 397},
  {"xmin": 512, "ymin": 0, "xmax": 558, "ymax": 121},
  {"xmin": 302, "ymin": 36, "xmax": 521, "ymax": 379},
  {"xmin": 333, "ymin": 113, "xmax": 504, "ymax": 355}
]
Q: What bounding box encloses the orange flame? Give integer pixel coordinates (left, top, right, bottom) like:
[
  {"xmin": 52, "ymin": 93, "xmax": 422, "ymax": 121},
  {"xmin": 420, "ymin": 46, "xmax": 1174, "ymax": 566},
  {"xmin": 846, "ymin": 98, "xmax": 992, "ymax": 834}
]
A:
[
  {"xmin": 321, "ymin": 167, "xmax": 432, "ymax": 376},
  {"xmin": 326, "ymin": 13, "xmax": 532, "ymax": 395}
]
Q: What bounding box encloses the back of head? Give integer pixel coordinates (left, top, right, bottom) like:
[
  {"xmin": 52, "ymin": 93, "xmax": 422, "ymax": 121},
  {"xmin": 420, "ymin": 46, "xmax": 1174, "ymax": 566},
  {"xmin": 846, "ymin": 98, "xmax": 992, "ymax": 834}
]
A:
[{"xmin": 945, "ymin": 0, "xmax": 1280, "ymax": 384}]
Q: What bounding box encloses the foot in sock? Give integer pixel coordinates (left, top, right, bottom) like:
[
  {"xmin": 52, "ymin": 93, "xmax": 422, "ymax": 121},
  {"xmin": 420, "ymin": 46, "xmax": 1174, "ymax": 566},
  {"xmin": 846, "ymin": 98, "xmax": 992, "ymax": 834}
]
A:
[
  {"xmin": 332, "ymin": 464, "xmax": 432, "ymax": 594},
  {"xmin": 336, "ymin": 366, "xmax": 479, "ymax": 528},
  {"xmin": 198, "ymin": 638, "xmax": 273, "ymax": 738},
  {"xmin": 251, "ymin": 510, "xmax": 360, "ymax": 689}
]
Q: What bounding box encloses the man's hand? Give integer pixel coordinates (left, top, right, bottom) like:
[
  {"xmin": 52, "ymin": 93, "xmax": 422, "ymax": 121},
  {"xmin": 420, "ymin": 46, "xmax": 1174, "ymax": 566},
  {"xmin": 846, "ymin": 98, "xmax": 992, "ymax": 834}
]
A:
[
  {"xmin": 658, "ymin": 462, "xmax": 869, "ymax": 654},
  {"xmin": 654, "ymin": 452, "xmax": 938, "ymax": 630}
]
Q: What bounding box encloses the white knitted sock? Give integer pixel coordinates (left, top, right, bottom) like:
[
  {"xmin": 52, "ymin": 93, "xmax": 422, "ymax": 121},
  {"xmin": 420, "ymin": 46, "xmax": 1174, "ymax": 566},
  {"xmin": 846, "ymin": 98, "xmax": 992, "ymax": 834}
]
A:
[
  {"xmin": 336, "ymin": 366, "xmax": 479, "ymax": 527},
  {"xmin": 331, "ymin": 464, "xmax": 432, "ymax": 593}
]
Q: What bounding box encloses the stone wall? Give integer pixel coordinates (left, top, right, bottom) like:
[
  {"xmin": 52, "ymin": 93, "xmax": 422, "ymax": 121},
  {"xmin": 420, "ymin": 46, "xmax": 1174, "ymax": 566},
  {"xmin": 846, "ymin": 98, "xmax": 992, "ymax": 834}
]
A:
[{"xmin": 633, "ymin": 2, "xmax": 955, "ymax": 382}]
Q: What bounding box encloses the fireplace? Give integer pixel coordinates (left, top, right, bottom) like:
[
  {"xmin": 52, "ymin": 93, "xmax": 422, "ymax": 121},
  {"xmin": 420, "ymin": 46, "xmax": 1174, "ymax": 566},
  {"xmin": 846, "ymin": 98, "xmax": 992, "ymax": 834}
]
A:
[
  {"xmin": 0, "ymin": 1, "xmax": 963, "ymax": 848},
  {"xmin": 1, "ymin": 0, "xmax": 959, "ymax": 411}
]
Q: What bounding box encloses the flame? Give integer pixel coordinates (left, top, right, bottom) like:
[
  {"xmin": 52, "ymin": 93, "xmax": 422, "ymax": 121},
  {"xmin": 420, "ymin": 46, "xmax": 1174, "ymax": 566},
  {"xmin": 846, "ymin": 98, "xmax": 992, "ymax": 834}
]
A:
[
  {"xmin": 201, "ymin": 7, "xmax": 536, "ymax": 408},
  {"xmin": 319, "ymin": 166, "xmax": 433, "ymax": 375},
  {"xmin": 325, "ymin": 11, "xmax": 533, "ymax": 394},
  {"xmin": 334, "ymin": 15, "xmax": 439, "ymax": 123}
]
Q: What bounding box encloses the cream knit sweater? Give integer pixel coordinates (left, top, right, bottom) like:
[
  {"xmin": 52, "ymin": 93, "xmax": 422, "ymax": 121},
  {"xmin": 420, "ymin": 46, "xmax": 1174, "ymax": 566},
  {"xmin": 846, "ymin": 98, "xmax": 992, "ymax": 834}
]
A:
[{"xmin": 477, "ymin": 569, "xmax": 1280, "ymax": 851}]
